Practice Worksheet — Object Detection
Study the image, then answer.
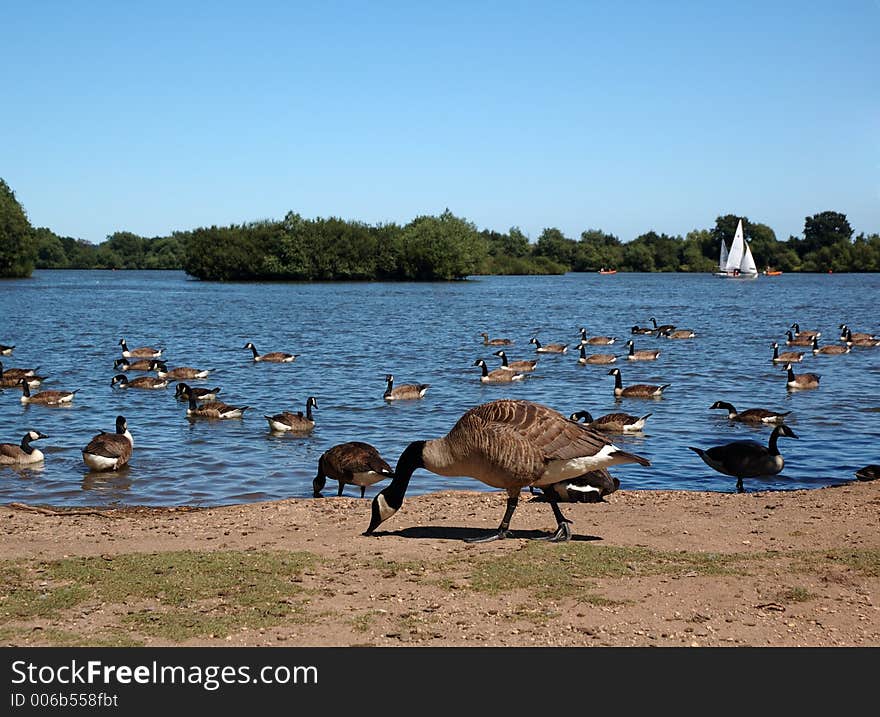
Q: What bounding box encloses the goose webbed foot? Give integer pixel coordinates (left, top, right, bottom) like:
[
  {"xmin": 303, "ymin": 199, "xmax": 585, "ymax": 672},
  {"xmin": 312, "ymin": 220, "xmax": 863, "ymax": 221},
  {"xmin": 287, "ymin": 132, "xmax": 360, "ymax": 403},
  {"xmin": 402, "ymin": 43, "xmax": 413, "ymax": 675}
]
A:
[
  {"xmin": 534, "ymin": 522, "xmax": 572, "ymax": 543},
  {"xmin": 465, "ymin": 529, "xmax": 514, "ymax": 544}
]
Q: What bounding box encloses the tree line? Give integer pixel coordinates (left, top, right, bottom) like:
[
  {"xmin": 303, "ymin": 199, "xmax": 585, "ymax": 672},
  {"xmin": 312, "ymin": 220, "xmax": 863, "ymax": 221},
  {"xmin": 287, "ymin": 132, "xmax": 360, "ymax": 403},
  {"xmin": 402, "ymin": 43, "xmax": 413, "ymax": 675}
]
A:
[{"xmin": 2, "ymin": 176, "xmax": 879, "ymax": 279}]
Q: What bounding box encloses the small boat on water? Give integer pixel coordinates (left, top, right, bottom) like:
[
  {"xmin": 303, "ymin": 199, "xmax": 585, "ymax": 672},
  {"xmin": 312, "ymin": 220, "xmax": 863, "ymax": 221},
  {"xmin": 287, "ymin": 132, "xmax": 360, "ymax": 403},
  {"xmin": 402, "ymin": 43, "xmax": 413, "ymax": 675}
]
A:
[
  {"xmin": 715, "ymin": 220, "xmax": 759, "ymax": 280},
  {"xmin": 764, "ymin": 268, "xmax": 783, "ymax": 276},
  {"xmin": 599, "ymin": 268, "xmax": 617, "ymax": 275}
]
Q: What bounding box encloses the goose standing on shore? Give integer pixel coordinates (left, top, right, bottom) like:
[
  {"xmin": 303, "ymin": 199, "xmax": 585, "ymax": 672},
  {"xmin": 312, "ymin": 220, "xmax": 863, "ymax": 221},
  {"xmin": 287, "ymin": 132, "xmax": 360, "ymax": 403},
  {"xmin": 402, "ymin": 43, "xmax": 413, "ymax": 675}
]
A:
[
  {"xmin": 364, "ymin": 399, "xmax": 651, "ymax": 542},
  {"xmin": 243, "ymin": 342, "xmax": 298, "ymax": 363},
  {"xmin": 384, "ymin": 374, "xmax": 430, "ymax": 401},
  {"xmin": 474, "ymin": 359, "xmax": 525, "ymax": 383},
  {"xmin": 19, "ymin": 379, "xmax": 78, "ymax": 405},
  {"xmin": 577, "ymin": 343, "xmax": 616, "ymax": 365},
  {"xmin": 313, "ymin": 442, "xmax": 394, "ymax": 498},
  {"xmin": 0, "ymin": 431, "xmax": 48, "ymax": 465},
  {"xmin": 811, "ymin": 337, "xmax": 850, "ymax": 355},
  {"xmin": 265, "ymin": 396, "xmax": 318, "ymax": 432},
  {"xmin": 480, "ymin": 333, "xmax": 513, "ymax": 346},
  {"xmin": 783, "ymin": 363, "xmax": 820, "ymax": 390},
  {"xmin": 709, "ymin": 401, "xmax": 790, "ymax": 424},
  {"xmin": 493, "ymin": 350, "xmax": 538, "ymax": 372},
  {"xmin": 82, "ymin": 416, "xmax": 133, "ymax": 471},
  {"xmin": 529, "ymin": 337, "xmax": 569, "ymax": 354},
  {"xmin": 607, "ymin": 368, "xmax": 669, "ymax": 398},
  {"xmin": 569, "ymin": 409, "xmax": 651, "ymax": 433},
  {"xmin": 119, "ymin": 338, "xmax": 162, "ymax": 359},
  {"xmin": 625, "ymin": 340, "xmax": 660, "ymax": 361},
  {"xmin": 770, "ymin": 342, "xmax": 804, "ymax": 364},
  {"xmin": 689, "ymin": 424, "xmax": 798, "ymax": 492}
]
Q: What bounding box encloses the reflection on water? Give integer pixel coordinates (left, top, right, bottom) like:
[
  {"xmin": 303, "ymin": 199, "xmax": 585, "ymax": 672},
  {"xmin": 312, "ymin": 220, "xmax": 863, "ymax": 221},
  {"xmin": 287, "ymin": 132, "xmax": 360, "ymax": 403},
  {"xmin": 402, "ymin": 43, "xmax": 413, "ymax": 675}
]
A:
[{"xmin": 0, "ymin": 269, "xmax": 878, "ymax": 506}]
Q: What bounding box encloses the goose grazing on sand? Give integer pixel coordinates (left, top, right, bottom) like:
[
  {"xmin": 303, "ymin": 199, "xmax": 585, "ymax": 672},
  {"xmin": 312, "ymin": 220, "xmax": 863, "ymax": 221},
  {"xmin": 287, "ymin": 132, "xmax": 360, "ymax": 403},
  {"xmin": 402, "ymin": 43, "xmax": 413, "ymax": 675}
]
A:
[
  {"xmin": 184, "ymin": 392, "xmax": 249, "ymax": 419},
  {"xmin": 843, "ymin": 329, "xmax": 880, "ymax": 348},
  {"xmin": 174, "ymin": 382, "xmax": 221, "ymax": 401},
  {"xmin": 243, "ymin": 342, "xmax": 298, "ymax": 363},
  {"xmin": 474, "ymin": 359, "xmax": 525, "ymax": 383},
  {"xmin": 534, "ymin": 469, "xmax": 619, "ymax": 503},
  {"xmin": 82, "ymin": 416, "xmax": 133, "ymax": 471},
  {"xmin": 364, "ymin": 399, "xmax": 651, "ymax": 542},
  {"xmin": 607, "ymin": 368, "xmax": 669, "ymax": 398},
  {"xmin": 625, "ymin": 340, "xmax": 660, "ymax": 361},
  {"xmin": 783, "ymin": 363, "xmax": 820, "ymax": 390},
  {"xmin": 265, "ymin": 396, "xmax": 318, "ymax": 432},
  {"xmin": 493, "ymin": 350, "xmax": 537, "ymax": 372},
  {"xmin": 313, "ymin": 442, "xmax": 394, "ymax": 498},
  {"xmin": 770, "ymin": 342, "xmax": 804, "ymax": 364},
  {"xmin": 0, "ymin": 344, "xmax": 14, "ymax": 355},
  {"xmin": 529, "ymin": 337, "xmax": 569, "ymax": 354},
  {"xmin": 480, "ymin": 332, "xmax": 513, "ymax": 346},
  {"xmin": 855, "ymin": 465, "xmax": 879, "ymax": 481},
  {"xmin": 19, "ymin": 379, "xmax": 77, "ymax": 405},
  {"xmin": 578, "ymin": 328, "xmax": 616, "ymax": 345},
  {"xmin": 569, "ymin": 409, "xmax": 651, "ymax": 433},
  {"xmin": 0, "ymin": 430, "xmax": 48, "ymax": 466},
  {"xmin": 384, "ymin": 374, "xmax": 430, "ymax": 401},
  {"xmin": 649, "ymin": 317, "xmax": 675, "ymax": 335},
  {"xmin": 630, "ymin": 325, "xmax": 654, "ymax": 335},
  {"xmin": 709, "ymin": 401, "xmax": 790, "ymax": 424},
  {"xmin": 785, "ymin": 330, "xmax": 813, "ymax": 347},
  {"xmin": 689, "ymin": 424, "xmax": 798, "ymax": 492},
  {"xmin": 790, "ymin": 323, "xmax": 820, "ymax": 340},
  {"xmin": 811, "ymin": 337, "xmax": 850, "ymax": 355},
  {"xmin": 114, "ymin": 358, "xmax": 157, "ymax": 372},
  {"xmin": 119, "ymin": 338, "xmax": 163, "ymax": 359},
  {"xmin": 577, "ymin": 343, "xmax": 616, "ymax": 365},
  {"xmin": 151, "ymin": 361, "xmax": 213, "ymax": 380},
  {"xmin": 111, "ymin": 374, "xmax": 169, "ymax": 390},
  {"xmin": 663, "ymin": 329, "xmax": 696, "ymax": 339},
  {"xmin": 839, "ymin": 325, "xmax": 876, "ymax": 342}
]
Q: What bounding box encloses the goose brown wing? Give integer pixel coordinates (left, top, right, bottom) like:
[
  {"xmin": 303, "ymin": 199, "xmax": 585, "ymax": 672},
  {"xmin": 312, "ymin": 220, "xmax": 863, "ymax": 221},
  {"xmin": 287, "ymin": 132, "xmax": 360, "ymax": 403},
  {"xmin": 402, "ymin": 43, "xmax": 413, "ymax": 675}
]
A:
[
  {"xmin": 737, "ymin": 408, "xmax": 779, "ymax": 421},
  {"xmin": 83, "ymin": 433, "xmax": 131, "ymax": 459},
  {"xmin": 0, "ymin": 444, "xmax": 22, "ymax": 459},
  {"xmin": 325, "ymin": 442, "xmax": 391, "ymax": 476}
]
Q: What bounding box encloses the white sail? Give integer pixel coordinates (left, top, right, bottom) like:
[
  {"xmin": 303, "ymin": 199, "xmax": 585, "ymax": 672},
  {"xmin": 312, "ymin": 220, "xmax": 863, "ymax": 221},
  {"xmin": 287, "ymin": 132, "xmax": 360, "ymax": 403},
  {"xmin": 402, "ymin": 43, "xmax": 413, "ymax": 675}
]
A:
[
  {"xmin": 740, "ymin": 238, "xmax": 758, "ymax": 275},
  {"xmin": 724, "ymin": 220, "xmax": 745, "ymax": 273},
  {"xmin": 719, "ymin": 239, "xmax": 729, "ymax": 271}
]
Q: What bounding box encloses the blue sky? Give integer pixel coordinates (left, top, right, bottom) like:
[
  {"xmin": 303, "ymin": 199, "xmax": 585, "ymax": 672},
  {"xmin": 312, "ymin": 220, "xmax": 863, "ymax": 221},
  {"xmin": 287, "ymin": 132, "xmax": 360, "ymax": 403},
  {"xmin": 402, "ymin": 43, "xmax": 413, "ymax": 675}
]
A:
[{"xmin": 2, "ymin": 1, "xmax": 877, "ymax": 244}]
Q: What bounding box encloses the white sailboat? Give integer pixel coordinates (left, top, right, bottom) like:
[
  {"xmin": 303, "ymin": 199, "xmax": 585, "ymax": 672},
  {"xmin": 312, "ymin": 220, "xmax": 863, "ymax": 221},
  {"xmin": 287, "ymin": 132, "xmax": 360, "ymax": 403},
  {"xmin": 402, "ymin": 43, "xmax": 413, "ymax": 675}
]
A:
[{"xmin": 714, "ymin": 220, "xmax": 759, "ymax": 279}]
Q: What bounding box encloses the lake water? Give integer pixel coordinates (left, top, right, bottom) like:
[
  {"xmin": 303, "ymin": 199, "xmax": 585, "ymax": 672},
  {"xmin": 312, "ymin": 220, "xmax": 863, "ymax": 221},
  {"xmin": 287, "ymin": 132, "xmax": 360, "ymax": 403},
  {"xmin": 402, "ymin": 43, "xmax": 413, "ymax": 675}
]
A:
[{"xmin": 1, "ymin": 270, "xmax": 878, "ymax": 507}]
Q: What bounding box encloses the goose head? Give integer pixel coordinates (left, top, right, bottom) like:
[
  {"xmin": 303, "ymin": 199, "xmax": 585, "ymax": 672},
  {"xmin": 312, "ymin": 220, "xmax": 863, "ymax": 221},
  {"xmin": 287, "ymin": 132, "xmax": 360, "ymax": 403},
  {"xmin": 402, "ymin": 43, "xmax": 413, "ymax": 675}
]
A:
[{"xmin": 568, "ymin": 410, "xmax": 594, "ymax": 423}]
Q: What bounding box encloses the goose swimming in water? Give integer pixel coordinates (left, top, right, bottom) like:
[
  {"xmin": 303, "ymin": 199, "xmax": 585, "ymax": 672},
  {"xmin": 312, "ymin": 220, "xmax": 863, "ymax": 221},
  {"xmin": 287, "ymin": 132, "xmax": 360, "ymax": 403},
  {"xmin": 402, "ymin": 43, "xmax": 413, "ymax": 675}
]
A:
[
  {"xmin": 0, "ymin": 362, "xmax": 45, "ymax": 388},
  {"xmin": 529, "ymin": 337, "xmax": 569, "ymax": 354},
  {"xmin": 151, "ymin": 361, "xmax": 213, "ymax": 380},
  {"xmin": 364, "ymin": 399, "xmax": 650, "ymax": 542},
  {"xmin": 82, "ymin": 416, "xmax": 133, "ymax": 471},
  {"xmin": 783, "ymin": 363, "xmax": 820, "ymax": 390},
  {"xmin": 785, "ymin": 331, "xmax": 813, "ymax": 347},
  {"xmin": 0, "ymin": 430, "xmax": 48, "ymax": 466},
  {"xmin": 607, "ymin": 368, "xmax": 669, "ymax": 398},
  {"xmin": 265, "ymin": 396, "xmax": 318, "ymax": 432},
  {"xmin": 493, "ymin": 350, "xmax": 538, "ymax": 372},
  {"xmin": 709, "ymin": 401, "xmax": 790, "ymax": 424},
  {"xmin": 174, "ymin": 382, "xmax": 221, "ymax": 401},
  {"xmin": 119, "ymin": 338, "xmax": 163, "ymax": 359},
  {"xmin": 243, "ymin": 342, "xmax": 299, "ymax": 363},
  {"xmin": 474, "ymin": 359, "xmax": 525, "ymax": 383},
  {"xmin": 624, "ymin": 340, "xmax": 660, "ymax": 361},
  {"xmin": 811, "ymin": 336, "xmax": 850, "ymax": 355},
  {"xmin": 569, "ymin": 409, "xmax": 651, "ymax": 433},
  {"xmin": 577, "ymin": 344, "xmax": 616, "ymax": 365},
  {"xmin": 114, "ymin": 358, "xmax": 157, "ymax": 372},
  {"xmin": 770, "ymin": 342, "xmax": 804, "ymax": 363},
  {"xmin": 111, "ymin": 374, "xmax": 169, "ymax": 390},
  {"xmin": 384, "ymin": 374, "xmax": 430, "ymax": 401},
  {"xmin": 313, "ymin": 442, "xmax": 394, "ymax": 498},
  {"xmin": 0, "ymin": 344, "xmax": 14, "ymax": 356},
  {"xmin": 480, "ymin": 333, "xmax": 513, "ymax": 346},
  {"xmin": 19, "ymin": 379, "xmax": 77, "ymax": 405},
  {"xmin": 689, "ymin": 424, "xmax": 798, "ymax": 492},
  {"xmin": 578, "ymin": 328, "xmax": 616, "ymax": 345}
]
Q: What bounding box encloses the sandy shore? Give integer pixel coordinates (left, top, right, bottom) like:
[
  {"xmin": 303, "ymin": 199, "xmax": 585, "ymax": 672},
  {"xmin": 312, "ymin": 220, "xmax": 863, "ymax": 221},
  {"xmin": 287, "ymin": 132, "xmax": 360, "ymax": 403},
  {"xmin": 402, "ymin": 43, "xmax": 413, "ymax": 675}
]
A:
[{"xmin": 1, "ymin": 481, "xmax": 878, "ymax": 647}]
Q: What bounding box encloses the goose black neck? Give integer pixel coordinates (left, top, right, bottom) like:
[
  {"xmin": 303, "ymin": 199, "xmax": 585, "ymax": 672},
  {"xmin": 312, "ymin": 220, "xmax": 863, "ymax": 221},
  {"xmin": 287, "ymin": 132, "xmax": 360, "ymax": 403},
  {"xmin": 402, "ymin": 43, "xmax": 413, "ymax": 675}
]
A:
[
  {"xmin": 772, "ymin": 344, "xmax": 779, "ymax": 359},
  {"xmin": 305, "ymin": 399, "xmax": 314, "ymax": 420},
  {"xmin": 20, "ymin": 380, "xmax": 30, "ymax": 397},
  {"xmin": 249, "ymin": 344, "xmax": 259, "ymax": 358},
  {"xmin": 768, "ymin": 426, "xmax": 784, "ymax": 455},
  {"xmin": 478, "ymin": 361, "xmax": 488, "ymax": 377},
  {"xmin": 20, "ymin": 434, "xmax": 35, "ymax": 453},
  {"xmin": 786, "ymin": 365, "xmax": 796, "ymax": 381},
  {"xmin": 366, "ymin": 440, "xmax": 426, "ymax": 535},
  {"xmin": 0, "ymin": 362, "xmax": 4, "ymax": 378},
  {"xmin": 719, "ymin": 401, "xmax": 736, "ymax": 415},
  {"xmin": 613, "ymin": 371, "xmax": 622, "ymax": 389},
  {"xmin": 579, "ymin": 344, "xmax": 586, "ymax": 358},
  {"xmin": 384, "ymin": 377, "xmax": 393, "ymax": 395},
  {"xmin": 498, "ymin": 353, "xmax": 509, "ymax": 367},
  {"xmin": 628, "ymin": 342, "xmax": 635, "ymax": 356}
]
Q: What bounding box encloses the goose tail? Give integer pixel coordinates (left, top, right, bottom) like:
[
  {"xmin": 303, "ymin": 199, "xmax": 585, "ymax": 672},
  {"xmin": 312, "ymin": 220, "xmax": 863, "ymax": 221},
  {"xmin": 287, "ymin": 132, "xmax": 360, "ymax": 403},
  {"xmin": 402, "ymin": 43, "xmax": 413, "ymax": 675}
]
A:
[{"xmin": 610, "ymin": 449, "xmax": 651, "ymax": 467}]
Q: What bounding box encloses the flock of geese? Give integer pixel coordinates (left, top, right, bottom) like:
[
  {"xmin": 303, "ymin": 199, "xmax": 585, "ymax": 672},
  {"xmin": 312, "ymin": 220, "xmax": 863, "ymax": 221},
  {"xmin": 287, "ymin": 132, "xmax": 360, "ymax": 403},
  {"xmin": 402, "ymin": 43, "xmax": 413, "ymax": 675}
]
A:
[{"xmin": 1, "ymin": 320, "xmax": 877, "ymax": 542}]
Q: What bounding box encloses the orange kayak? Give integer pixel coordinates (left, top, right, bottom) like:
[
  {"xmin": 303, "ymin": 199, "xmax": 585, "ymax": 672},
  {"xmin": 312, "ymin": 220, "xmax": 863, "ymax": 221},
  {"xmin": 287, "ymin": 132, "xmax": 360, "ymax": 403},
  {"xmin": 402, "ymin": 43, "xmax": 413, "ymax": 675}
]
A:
[{"xmin": 599, "ymin": 270, "xmax": 617, "ymax": 275}]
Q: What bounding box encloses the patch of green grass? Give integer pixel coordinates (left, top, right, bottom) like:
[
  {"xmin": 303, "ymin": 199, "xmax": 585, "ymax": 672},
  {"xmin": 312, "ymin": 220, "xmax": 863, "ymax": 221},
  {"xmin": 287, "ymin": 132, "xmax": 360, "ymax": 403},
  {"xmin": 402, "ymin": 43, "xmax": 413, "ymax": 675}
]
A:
[
  {"xmin": 350, "ymin": 610, "xmax": 380, "ymax": 633},
  {"xmin": 0, "ymin": 563, "xmax": 91, "ymax": 619},
  {"xmin": 792, "ymin": 549, "xmax": 880, "ymax": 578},
  {"xmin": 465, "ymin": 543, "xmax": 748, "ymax": 597},
  {"xmin": 778, "ymin": 586, "xmax": 813, "ymax": 603}
]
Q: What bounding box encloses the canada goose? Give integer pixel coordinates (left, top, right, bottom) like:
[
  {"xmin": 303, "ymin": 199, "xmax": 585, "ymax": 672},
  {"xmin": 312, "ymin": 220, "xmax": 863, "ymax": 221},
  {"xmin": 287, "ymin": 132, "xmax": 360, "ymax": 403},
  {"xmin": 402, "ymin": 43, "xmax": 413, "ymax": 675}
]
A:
[
  {"xmin": 480, "ymin": 332, "xmax": 513, "ymax": 346},
  {"xmin": 110, "ymin": 373, "xmax": 169, "ymax": 390},
  {"xmin": 790, "ymin": 323, "xmax": 820, "ymax": 340},
  {"xmin": 119, "ymin": 338, "xmax": 162, "ymax": 359},
  {"xmin": 265, "ymin": 396, "xmax": 318, "ymax": 432},
  {"xmin": 383, "ymin": 374, "xmax": 430, "ymax": 401},
  {"xmin": 843, "ymin": 329, "xmax": 880, "ymax": 348},
  {"xmin": 839, "ymin": 325, "xmax": 876, "ymax": 342},
  {"xmin": 607, "ymin": 368, "xmax": 669, "ymax": 398},
  {"xmin": 630, "ymin": 325, "xmax": 655, "ymax": 335},
  {"xmin": 364, "ymin": 399, "xmax": 651, "ymax": 542},
  {"xmin": 151, "ymin": 360, "xmax": 213, "ymax": 380},
  {"xmin": 649, "ymin": 317, "xmax": 675, "ymax": 335},
  {"xmin": 811, "ymin": 336, "xmax": 850, "ymax": 355},
  {"xmin": 0, "ymin": 360, "xmax": 40, "ymax": 379},
  {"xmin": 184, "ymin": 392, "xmax": 249, "ymax": 419},
  {"xmin": 855, "ymin": 465, "xmax": 879, "ymax": 481},
  {"xmin": 19, "ymin": 378, "xmax": 77, "ymax": 405},
  {"xmin": 529, "ymin": 337, "xmax": 568, "ymax": 354},
  {"xmin": 114, "ymin": 358, "xmax": 156, "ymax": 372},
  {"xmin": 578, "ymin": 328, "xmax": 616, "ymax": 345},
  {"xmin": 243, "ymin": 342, "xmax": 298, "ymax": 363},
  {"xmin": 770, "ymin": 342, "xmax": 804, "ymax": 363},
  {"xmin": 783, "ymin": 363, "xmax": 820, "ymax": 390},
  {"xmin": 534, "ymin": 469, "xmax": 619, "ymax": 503},
  {"xmin": 174, "ymin": 382, "xmax": 221, "ymax": 401},
  {"xmin": 689, "ymin": 424, "xmax": 798, "ymax": 492},
  {"xmin": 0, "ymin": 344, "xmax": 14, "ymax": 355},
  {"xmin": 569, "ymin": 409, "xmax": 651, "ymax": 433},
  {"xmin": 663, "ymin": 329, "xmax": 696, "ymax": 339},
  {"xmin": 82, "ymin": 415, "xmax": 133, "ymax": 471},
  {"xmin": 577, "ymin": 344, "xmax": 616, "ymax": 365},
  {"xmin": 625, "ymin": 340, "xmax": 660, "ymax": 361},
  {"xmin": 785, "ymin": 330, "xmax": 813, "ymax": 347},
  {"xmin": 313, "ymin": 441, "xmax": 394, "ymax": 498},
  {"xmin": 0, "ymin": 362, "xmax": 45, "ymax": 388},
  {"xmin": 709, "ymin": 401, "xmax": 790, "ymax": 424},
  {"xmin": 0, "ymin": 430, "xmax": 48, "ymax": 465},
  {"xmin": 474, "ymin": 359, "xmax": 526, "ymax": 383},
  {"xmin": 493, "ymin": 350, "xmax": 537, "ymax": 372}
]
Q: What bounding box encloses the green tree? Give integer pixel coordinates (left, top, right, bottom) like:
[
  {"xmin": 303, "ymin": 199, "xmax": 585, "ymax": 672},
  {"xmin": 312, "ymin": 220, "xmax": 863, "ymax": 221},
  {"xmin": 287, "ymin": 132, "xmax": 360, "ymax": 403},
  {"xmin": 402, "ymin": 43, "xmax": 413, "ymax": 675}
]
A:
[{"xmin": 0, "ymin": 178, "xmax": 36, "ymax": 277}]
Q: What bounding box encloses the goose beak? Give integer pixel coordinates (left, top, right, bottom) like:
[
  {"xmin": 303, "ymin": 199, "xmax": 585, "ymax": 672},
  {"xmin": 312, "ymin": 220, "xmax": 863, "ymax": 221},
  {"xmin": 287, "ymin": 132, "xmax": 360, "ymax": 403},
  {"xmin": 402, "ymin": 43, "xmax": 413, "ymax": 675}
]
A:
[
  {"xmin": 364, "ymin": 493, "xmax": 397, "ymax": 535},
  {"xmin": 37, "ymin": 432, "xmax": 48, "ymax": 439}
]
